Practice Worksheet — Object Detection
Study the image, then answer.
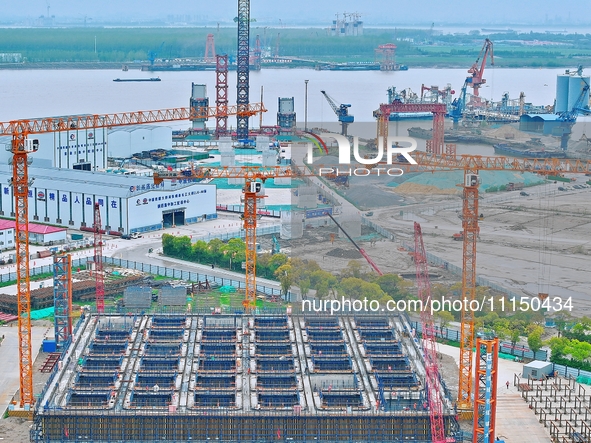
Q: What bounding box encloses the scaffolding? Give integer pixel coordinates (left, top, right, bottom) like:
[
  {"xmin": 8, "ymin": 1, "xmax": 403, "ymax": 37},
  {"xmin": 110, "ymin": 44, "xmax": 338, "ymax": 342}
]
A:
[
  {"xmin": 32, "ymin": 313, "xmax": 460, "ymax": 443},
  {"xmin": 53, "ymin": 254, "xmax": 72, "ymax": 348}
]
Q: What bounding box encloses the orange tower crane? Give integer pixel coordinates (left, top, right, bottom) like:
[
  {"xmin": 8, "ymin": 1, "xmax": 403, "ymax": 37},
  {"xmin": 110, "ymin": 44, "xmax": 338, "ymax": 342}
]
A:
[
  {"xmin": 154, "ymin": 165, "xmax": 298, "ymax": 310},
  {"xmin": 389, "ymin": 152, "xmax": 591, "ymax": 413},
  {"xmin": 1, "ymin": 102, "xmax": 265, "ymax": 408}
]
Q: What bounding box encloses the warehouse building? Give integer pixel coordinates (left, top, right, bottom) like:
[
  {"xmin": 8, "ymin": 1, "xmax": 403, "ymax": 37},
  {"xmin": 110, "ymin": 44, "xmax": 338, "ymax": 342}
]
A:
[
  {"xmin": 0, "ymin": 166, "xmax": 216, "ymax": 235},
  {"xmin": 0, "ymin": 123, "xmax": 172, "ymax": 171}
]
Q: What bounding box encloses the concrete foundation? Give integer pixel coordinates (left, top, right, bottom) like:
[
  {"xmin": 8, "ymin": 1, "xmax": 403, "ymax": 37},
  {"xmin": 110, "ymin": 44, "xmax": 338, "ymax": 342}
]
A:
[{"xmin": 32, "ymin": 313, "xmax": 459, "ymax": 442}]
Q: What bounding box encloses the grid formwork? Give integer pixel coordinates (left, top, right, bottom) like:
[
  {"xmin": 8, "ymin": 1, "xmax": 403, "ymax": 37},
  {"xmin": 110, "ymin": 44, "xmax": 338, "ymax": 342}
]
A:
[{"xmin": 32, "ymin": 313, "xmax": 460, "ymax": 443}]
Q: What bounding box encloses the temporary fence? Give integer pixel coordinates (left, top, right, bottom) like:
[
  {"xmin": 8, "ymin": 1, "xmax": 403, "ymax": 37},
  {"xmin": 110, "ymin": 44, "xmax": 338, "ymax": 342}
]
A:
[
  {"xmin": 399, "ymin": 240, "xmax": 527, "ymax": 303},
  {"xmin": 410, "ymin": 320, "xmax": 548, "ymax": 361}
]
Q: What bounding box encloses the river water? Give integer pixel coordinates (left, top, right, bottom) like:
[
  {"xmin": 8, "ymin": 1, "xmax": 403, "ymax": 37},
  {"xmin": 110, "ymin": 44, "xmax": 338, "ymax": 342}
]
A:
[{"xmin": 0, "ymin": 67, "xmax": 571, "ymax": 123}]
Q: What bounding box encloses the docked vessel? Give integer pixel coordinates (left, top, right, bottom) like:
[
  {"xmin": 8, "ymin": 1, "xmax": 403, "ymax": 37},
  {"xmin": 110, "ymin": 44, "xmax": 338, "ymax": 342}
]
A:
[
  {"xmin": 493, "ymin": 143, "xmax": 567, "ymax": 159},
  {"xmin": 113, "ymin": 77, "xmax": 161, "ymax": 82}
]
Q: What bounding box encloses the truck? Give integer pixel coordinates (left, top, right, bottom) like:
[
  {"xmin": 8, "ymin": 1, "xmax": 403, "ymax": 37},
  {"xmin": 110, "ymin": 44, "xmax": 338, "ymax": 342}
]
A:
[
  {"xmin": 506, "ymin": 182, "xmax": 524, "ymax": 191},
  {"xmin": 452, "ymin": 233, "xmax": 464, "ymax": 241}
]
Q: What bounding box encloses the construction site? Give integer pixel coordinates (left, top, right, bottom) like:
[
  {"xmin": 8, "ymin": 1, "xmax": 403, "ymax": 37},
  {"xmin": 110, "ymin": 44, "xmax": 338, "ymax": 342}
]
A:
[
  {"xmin": 30, "ymin": 312, "xmax": 461, "ymax": 442},
  {"xmin": 2, "ymin": 1, "xmax": 591, "ymax": 443}
]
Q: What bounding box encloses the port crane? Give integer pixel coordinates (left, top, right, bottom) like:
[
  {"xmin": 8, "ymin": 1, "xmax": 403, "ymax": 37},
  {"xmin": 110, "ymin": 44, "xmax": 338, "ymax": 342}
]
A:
[
  {"xmin": 1, "ymin": 101, "xmax": 265, "ymax": 409},
  {"xmin": 466, "ymin": 38, "xmax": 494, "ymax": 97},
  {"xmin": 413, "ymin": 222, "xmax": 448, "ymax": 443},
  {"xmin": 321, "ymin": 90, "xmax": 354, "ymax": 136}
]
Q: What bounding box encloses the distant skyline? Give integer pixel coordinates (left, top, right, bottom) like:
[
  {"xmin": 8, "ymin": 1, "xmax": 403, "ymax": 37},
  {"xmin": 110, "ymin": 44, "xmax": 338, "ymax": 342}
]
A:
[{"xmin": 2, "ymin": 0, "xmax": 591, "ymax": 27}]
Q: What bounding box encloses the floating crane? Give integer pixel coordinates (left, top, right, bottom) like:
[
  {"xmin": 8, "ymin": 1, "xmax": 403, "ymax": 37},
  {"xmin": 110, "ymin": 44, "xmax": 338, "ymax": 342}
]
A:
[
  {"xmin": 466, "ymin": 38, "xmax": 494, "ymax": 97},
  {"xmin": 323, "ymin": 211, "xmax": 383, "ymax": 275},
  {"xmin": 321, "ymin": 90, "xmax": 354, "ymax": 136}
]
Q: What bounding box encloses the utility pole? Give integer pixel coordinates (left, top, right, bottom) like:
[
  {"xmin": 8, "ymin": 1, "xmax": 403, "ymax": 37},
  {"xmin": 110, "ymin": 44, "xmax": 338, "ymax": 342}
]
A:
[{"xmin": 304, "ymin": 79, "xmax": 309, "ymax": 131}]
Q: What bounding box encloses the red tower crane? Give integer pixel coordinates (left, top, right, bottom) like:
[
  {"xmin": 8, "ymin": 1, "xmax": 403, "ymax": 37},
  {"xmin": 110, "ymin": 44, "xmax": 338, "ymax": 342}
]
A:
[
  {"xmin": 413, "ymin": 222, "xmax": 448, "ymax": 443},
  {"xmin": 466, "ymin": 38, "xmax": 494, "ymax": 97},
  {"xmin": 92, "ymin": 203, "xmax": 105, "ymax": 314}
]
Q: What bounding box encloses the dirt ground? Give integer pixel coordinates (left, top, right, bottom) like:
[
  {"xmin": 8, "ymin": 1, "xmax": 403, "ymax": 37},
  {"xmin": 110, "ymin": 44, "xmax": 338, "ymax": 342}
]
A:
[
  {"xmin": 283, "ymin": 175, "xmax": 591, "ymax": 316},
  {"xmin": 1, "ymin": 322, "xmax": 56, "ymax": 443}
]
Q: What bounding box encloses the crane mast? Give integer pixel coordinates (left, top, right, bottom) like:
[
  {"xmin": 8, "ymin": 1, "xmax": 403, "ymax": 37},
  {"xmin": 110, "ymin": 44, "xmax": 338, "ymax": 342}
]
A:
[
  {"xmin": 414, "ymin": 222, "xmax": 447, "ymax": 442},
  {"xmin": 93, "ymin": 203, "xmax": 105, "ymax": 314},
  {"xmin": 13, "ymin": 133, "xmax": 37, "ymax": 408}
]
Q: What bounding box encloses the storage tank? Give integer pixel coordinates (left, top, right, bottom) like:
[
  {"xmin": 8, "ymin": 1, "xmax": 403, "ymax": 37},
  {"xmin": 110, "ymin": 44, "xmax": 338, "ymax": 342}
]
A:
[
  {"xmin": 567, "ymin": 75, "xmax": 590, "ymax": 112},
  {"xmin": 555, "ymin": 74, "xmax": 570, "ymax": 114}
]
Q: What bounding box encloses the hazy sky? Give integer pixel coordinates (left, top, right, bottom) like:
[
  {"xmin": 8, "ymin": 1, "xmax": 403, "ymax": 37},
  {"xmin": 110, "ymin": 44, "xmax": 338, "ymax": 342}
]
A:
[{"xmin": 4, "ymin": 0, "xmax": 591, "ymax": 26}]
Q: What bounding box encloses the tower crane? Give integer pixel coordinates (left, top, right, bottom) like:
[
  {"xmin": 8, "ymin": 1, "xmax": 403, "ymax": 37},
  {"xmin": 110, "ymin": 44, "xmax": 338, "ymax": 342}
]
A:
[
  {"xmin": 321, "ymin": 90, "xmax": 354, "ymax": 136},
  {"xmin": 413, "ymin": 222, "xmax": 448, "ymax": 443},
  {"xmin": 154, "ymin": 165, "xmax": 303, "ymax": 310},
  {"xmin": 1, "ymin": 101, "xmax": 265, "ymax": 410},
  {"xmin": 385, "ymin": 151, "xmax": 591, "ymax": 415},
  {"xmin": 466, "ymin": 38, "xmax": 494, "ymax": 97}
]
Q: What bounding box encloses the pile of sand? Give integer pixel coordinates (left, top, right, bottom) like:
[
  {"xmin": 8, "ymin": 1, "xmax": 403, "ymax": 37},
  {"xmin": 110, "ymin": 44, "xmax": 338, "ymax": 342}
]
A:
[
  {"xmin": 326, "ymin": 248, "xmax": 362, "ymax": 259},
  {"xmin": 485, "ymin": 124, "xmax": 532, "ymax": 141}
]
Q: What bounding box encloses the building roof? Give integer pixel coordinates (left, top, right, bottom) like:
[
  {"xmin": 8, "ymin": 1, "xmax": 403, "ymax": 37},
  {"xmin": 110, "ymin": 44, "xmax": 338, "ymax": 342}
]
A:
[
  {"xmin": 0, "ymin": 165, "xmax": 205, "ymax": 199},
  {"xmin": 524, "ymin": 360, "xmax": 552, "ymax": 369},
  {"xmin": 0, "ymin": 219, "xmax": 65, "ymax": 234},
  {"xmin": 0, "ymin": 219, "xmax": 13, "ymax": 230}
]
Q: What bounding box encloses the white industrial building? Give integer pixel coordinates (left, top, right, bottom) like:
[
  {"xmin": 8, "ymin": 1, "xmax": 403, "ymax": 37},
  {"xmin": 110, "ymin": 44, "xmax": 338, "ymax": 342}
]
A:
[
  {"xmin": 0, "ymin": 123, "xmax": 172, "ymax": 171},
  {"xmin": 0, "ymin": 166, "xmax": 216, "ymax": 234},
  {"xmin": 107, "ymin": 125, "xmax": 172, "ymax": 158}
]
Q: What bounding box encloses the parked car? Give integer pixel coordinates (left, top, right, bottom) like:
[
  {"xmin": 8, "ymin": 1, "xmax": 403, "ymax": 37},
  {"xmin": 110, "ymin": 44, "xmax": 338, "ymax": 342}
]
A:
[
  {"xmin": 519, "ymin": 191, "xmax": 529, "ymax": 196},
  {"xmin": 558, "ymin": 186, "xmax": 567, "ymax": 191}
]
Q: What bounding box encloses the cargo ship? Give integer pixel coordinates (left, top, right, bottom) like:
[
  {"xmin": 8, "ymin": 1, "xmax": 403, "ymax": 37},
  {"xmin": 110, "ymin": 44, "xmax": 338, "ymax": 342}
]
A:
[
  {"xmin": 113, "ymin": 77, "xmax": 161, "ymax": 82},
  {"xmin": 493, "ymin": 143, "xmax": 567, "ymax": 159}
]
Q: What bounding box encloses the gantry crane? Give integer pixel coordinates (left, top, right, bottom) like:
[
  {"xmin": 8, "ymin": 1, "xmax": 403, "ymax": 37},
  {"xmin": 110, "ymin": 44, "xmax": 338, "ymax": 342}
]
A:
[
  {"xmin": 321, "ymin": 90, "xmax": 354, "ymax": 136},
  {"xmin": 374, "ymin": 102, "xmax": 455, "ymax": 156},
  {"xmin": 413, "ymin": 222, "xmax": 448, "ymax": 443},
  {"xmin": 1, "ymin": 101, "xmax": 265, "ymax": 409},
  {"xmin": 466, "ymin": 38, "xmax": 494, "ymax": 97}
]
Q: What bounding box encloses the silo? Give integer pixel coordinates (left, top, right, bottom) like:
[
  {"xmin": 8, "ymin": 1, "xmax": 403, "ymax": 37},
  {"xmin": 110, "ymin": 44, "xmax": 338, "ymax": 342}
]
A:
[
  {"xmin": 555, "ymin": 74, "xmax": 570, "ymax": 114},
  {"xmin": 567, "ymin": 75, "xmax": 590, "ymax": 112}
]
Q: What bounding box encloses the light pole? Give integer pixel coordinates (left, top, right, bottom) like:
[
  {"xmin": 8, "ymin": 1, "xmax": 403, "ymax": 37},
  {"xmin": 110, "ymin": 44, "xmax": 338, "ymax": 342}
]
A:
[{"xmin": 304, "ymin": 79, "xmax": 309, "ymax": 131}]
